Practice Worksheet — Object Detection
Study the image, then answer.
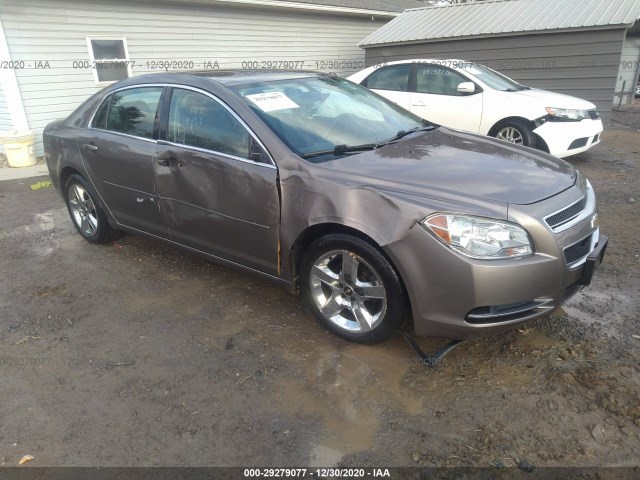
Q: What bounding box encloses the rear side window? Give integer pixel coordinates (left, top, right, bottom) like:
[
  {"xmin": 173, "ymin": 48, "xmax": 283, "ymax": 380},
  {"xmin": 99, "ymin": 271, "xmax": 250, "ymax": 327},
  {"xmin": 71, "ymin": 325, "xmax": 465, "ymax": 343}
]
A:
[
  {"xmin": 167, "ymin": 89, "xmax": 250, "ymax": 159},
  {"xmin": 91, "ymin": 96, "xmax": 110, "ymax": 129},
  {"xmin": 364, "ymin": 65, "xmax": 411, "ymax": 92},
  {"xmin": 104, "ymin": 87, "xmax": 162, "ymax": 139},
  {"xmin": 416, "ymin": 65, "xmax": 468, "ymax": 96}
]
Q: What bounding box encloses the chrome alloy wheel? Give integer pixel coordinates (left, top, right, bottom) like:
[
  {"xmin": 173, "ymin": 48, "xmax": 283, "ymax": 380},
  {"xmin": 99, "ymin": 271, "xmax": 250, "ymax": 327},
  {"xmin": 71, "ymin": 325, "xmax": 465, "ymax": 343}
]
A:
[
  {"xmin": 68, "ymin": 184, "xmax": 98, "ymax": 236},
  {"xmin": 309, "ymin": 249, "xmax": 387, "ymax": 333},
  {"xmin": 496, "ymin": 126, "xmax": 524, "ymax": 145}
]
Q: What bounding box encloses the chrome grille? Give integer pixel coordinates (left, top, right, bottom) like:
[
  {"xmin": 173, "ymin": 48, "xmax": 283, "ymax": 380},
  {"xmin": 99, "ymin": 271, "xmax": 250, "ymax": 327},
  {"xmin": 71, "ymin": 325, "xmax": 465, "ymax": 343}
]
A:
[{"xmin": 546, "ymin": 196, "xmax": 587, "ymax": 231}]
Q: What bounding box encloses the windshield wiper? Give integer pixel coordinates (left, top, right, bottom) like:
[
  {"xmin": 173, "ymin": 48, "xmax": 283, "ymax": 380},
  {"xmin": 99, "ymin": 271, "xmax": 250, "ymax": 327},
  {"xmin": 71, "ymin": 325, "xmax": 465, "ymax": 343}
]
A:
[
  {"xmin": 375, "ymin": 125, "xmax": 434, "ymax": 148},
  {"xmin": 300, "ymin": 123, "xmax": 436, "ymax": 159},
  {"xmin": 300, "ymin": 143, "xmax": 376, "ymax": 159},
  {"xmin": 504, "ymin": 85, "xmax": 530, "ymax": 92}
]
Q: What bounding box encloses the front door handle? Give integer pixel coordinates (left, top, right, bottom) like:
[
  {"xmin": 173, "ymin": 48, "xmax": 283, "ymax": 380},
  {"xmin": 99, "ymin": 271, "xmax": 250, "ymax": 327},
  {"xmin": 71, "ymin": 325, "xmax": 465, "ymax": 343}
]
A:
[
  {"xmin": 83, "ymin": 143, "xmax": 98, "ymax": 152},
  {"xmin": 157, "ymin": 156, "xmax": 182, "ymax": 171}
]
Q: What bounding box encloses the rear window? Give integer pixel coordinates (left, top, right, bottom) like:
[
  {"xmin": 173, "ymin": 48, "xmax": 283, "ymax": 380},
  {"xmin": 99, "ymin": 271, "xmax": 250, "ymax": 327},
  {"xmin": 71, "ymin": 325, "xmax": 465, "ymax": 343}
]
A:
[
  {"xmin": 91, "ymin": 96, "xmax": 110, "ymax": 130},
  {"xmin": 97, "ymin": 87, "xmax": 162, "ymax": 139},
  {"xmin": 364, "ymin": 65, "xmax": 411, "ymax": 92}
]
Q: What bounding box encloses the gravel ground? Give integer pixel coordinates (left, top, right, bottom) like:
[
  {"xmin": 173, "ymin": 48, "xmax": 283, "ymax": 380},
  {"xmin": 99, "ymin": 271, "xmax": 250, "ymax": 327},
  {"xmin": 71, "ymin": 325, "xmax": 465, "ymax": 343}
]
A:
[{"xmin": 0, "ymin": 127, "xmax": 638, "ymax": 469}]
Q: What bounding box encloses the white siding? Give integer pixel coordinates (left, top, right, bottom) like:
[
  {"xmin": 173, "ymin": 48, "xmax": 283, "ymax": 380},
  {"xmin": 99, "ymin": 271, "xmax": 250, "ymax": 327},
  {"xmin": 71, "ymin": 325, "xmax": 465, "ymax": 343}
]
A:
[
  {"xmin": 0, "ymin": 81, "xmax": 10, "ymax": 153},
  {"xmin": 614, "ymin": 36, "xmax": 640, "ymax": 106},
  {"xmin": 0, "ymin": 0, "xmax": 388, "ymax": 155},
  {"xmin": 0, "ymin": 81, "xmax": 10, "ymax": 130}
]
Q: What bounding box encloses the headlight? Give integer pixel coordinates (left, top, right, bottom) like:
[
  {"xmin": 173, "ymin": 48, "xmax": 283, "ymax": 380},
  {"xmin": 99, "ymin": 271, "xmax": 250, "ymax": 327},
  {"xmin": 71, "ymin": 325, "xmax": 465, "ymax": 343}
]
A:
[
  {"xmin": 421, "ymin": 214, "xmax": 533, "ymax": 259},
  {"xmin": 545, "ymin": 107, "xmax": 590, "ymax": 121}
]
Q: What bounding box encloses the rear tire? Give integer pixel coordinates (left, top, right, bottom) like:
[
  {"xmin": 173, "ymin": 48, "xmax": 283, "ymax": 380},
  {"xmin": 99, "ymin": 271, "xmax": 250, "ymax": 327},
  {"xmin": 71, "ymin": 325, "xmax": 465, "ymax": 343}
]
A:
[
  {"xmin": 64, "ymin": 174, "xmax": 122, "ymax": 244},
  {"xmin": 301, "ymin": 233, "xmax": 408, "ymax": 344}
]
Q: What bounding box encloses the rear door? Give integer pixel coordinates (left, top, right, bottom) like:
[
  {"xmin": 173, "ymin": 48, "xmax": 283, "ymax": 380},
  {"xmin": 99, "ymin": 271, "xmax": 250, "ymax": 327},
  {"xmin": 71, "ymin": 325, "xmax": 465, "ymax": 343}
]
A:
[
  {"xmin": 154, "ymin": 87, "xmax": 280, "ymax": 275},
  {"xmin": 361, "ymin": 64, "xmax": 413, "ymax": 111},
  {"xmin": 410, "ymin": 64, "xmax": 483, "ymax": 133},
  {"xmin": 77, "ymin": 86, "xmax": 168, "ymax": 237}
]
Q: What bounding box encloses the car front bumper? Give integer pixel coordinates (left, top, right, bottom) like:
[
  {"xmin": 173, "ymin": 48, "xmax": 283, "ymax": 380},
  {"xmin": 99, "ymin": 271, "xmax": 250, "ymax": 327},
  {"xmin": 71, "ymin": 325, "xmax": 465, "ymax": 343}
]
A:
[
  {"xmin": 383, "ymin": 186, "xmax": 606, "ymax": 339},
  {"xmin": 533, "ymin": 118, "xmax": 603, "ymax": 158}
]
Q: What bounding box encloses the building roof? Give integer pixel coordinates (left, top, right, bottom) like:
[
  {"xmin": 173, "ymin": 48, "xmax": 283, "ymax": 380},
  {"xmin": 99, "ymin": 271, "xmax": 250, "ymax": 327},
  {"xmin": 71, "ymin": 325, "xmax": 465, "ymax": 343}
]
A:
[
  {"xmin": 359, "ymin": 0, "xmax": 640, "ymax": 46},
  {"xmin": 278, "ymin": 0, "xmax": 427, "ymax": 13},
  {"xmin": 163, "ymin": 0, "xmax": 426, "ymax": 16}
]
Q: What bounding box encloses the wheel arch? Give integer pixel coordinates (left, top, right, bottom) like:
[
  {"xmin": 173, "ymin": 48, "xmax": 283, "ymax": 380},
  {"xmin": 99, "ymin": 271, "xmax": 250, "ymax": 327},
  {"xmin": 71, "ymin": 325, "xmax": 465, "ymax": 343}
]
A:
[
  {"xmin": 289, "ymin": 223, "xmax": 374, "ymax": 286},
  {"xmin": 59, "ymin": 166, "xmax": 116, "ymax": 224},
  {"xmin": 288, "ymin": 223, "xmax": 412, "ymax": 315},
  {"xmin": 487, "ymin": 116, "xmax": 536, "ymax": 137},
  {"xmin": 59, "ymin": 166, "xmax": 83, "ymax": 192}
]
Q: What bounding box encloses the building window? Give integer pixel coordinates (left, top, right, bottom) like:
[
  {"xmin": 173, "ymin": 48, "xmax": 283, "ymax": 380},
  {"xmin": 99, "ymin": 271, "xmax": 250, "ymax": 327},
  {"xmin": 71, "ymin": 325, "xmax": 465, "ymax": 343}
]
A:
[{"xmin": 86, "ymin": 37, "xmax": 132, "ymax": 85}]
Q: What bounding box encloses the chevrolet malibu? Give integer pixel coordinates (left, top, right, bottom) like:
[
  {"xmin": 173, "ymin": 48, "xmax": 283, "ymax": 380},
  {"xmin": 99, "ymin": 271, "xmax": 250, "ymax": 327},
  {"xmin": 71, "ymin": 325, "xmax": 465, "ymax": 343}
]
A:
[
  {"xmin": 348, "ymin": 60, "xmax": 604, "ymax": 158},
  {"xmin": 44, "ymin": 71, "xmax": 607, "ymax": 344}
]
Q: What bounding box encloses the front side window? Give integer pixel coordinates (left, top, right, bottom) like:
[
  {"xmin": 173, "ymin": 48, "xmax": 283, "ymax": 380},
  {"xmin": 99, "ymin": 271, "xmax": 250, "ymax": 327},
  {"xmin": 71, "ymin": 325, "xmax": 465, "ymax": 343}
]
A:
[
  {"xmin": 415, "ymin": 65, "xmax": 469, "ymax": 96},
  {"xmin": 364, "ymin": 65, "xmax": 411, "ymax": 92},
  {"xmin": 459, "ymin": 63, "xmax": 527, "ymax": 92},
  {"xmin": 86, "ymin": 37, "xmax": 132, "ymax": 84},
  {"xmin": 167, "ymin": 89, "xmax": 250, "ymax": 159},
  {"xmin": 103, "ymin": 87, "xmax": 162, "ymax": 139}
]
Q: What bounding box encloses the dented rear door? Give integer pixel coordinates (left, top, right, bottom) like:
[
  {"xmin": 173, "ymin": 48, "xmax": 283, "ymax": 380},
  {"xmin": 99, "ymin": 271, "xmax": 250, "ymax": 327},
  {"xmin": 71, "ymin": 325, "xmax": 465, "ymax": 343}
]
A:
[{"xmin": 77, "ymin": 86, "xmax": 169, "ymax": 238}]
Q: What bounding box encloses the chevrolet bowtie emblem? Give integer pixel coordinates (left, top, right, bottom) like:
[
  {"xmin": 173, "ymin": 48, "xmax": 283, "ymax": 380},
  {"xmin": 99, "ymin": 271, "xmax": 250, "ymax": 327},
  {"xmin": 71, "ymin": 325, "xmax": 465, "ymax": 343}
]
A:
[{"xmin": 591, "ymin": 213, "xmax": 599, "ymax": 229}]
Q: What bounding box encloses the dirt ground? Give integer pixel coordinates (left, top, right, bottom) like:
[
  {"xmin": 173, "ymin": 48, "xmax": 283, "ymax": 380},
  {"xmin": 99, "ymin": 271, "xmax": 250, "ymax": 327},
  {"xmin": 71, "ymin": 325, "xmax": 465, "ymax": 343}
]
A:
[{"xmin": 0, "ymin": 125, "xmax": 638, "ymax": 470}]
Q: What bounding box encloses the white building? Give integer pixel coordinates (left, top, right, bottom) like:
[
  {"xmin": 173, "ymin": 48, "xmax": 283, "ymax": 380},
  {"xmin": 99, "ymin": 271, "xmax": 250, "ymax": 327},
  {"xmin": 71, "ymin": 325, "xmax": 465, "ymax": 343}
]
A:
[{"xmin": 0, "ymin": 0, "xmax": 421, "ymax": 155}]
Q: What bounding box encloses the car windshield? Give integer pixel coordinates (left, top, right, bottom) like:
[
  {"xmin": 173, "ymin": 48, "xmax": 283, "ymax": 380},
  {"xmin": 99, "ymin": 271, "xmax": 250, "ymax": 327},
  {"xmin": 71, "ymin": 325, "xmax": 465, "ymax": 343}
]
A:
[
  {"xmin": 229, "ymin": 75, "xmax": 430, "ymax": 161},
  {"xmin": 460, "ymin": 63, "xmax": 528, "ymax": 92}
]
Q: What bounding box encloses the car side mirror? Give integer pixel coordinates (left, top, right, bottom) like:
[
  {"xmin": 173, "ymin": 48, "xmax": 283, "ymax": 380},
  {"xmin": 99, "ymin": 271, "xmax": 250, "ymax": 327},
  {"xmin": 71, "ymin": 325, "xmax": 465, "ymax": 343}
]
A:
[{"xmin": 457, "ymin": 82, "xmax": 476, "ymax": 94}]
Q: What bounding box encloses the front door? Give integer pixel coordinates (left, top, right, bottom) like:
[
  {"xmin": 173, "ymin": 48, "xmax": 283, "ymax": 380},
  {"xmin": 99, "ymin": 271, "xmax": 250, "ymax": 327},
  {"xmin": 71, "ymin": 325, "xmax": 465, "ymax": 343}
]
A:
[
  {"xmin": 77, "ymin": 86, "xmax": 168, "ymax": 238},
  {"xmin": 154, "ymin": 87, "xmax": 280, "ymax": 275},
  {"xmin": 363, "ymin": 64, "xmax": 413, "ymax": 112},
  {"xmin": 410, "ymin": 64, "xmax": 483, "ymax": 133}
]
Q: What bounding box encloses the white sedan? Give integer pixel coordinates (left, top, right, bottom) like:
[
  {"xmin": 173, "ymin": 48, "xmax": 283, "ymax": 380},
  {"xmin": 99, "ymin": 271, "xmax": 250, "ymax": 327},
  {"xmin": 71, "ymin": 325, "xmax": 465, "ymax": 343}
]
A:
[{"xmin": 347, "ymin": 60, "xmax": 603, "ymax": 158}]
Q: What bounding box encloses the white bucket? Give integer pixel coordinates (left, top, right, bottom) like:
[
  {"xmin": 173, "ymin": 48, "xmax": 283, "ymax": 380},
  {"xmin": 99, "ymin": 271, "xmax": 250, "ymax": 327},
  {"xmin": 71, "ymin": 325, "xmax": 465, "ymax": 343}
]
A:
[{"xmin": 0, "ymin": 130, "xmax": 37, "ymax": 168}]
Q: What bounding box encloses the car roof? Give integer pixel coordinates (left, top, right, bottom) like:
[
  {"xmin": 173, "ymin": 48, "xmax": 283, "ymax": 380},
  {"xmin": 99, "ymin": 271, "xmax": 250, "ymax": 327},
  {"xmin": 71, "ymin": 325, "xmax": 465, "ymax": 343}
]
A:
[
  {"xmin": 374, "ymin": 59, "xmax": 470, "ymax": 67},
  {"xmin": 198, "ymin": 70, "xmax": 324, "ymax": 86},
  {"xmin": 126, "ymin": 70, "xmax": 324, "ymax": 88}
]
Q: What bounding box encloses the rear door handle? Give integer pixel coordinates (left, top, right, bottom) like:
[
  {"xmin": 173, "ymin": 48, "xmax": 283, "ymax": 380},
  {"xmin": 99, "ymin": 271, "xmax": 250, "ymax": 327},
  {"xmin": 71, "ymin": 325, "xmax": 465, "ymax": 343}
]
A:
[
  {"xmin": 412, "ymin": 101, "xmax": 426, "ymax": 106},
  {"xmin": 83, "ymin": 143, "xmax": 98, "ymax": 152}
]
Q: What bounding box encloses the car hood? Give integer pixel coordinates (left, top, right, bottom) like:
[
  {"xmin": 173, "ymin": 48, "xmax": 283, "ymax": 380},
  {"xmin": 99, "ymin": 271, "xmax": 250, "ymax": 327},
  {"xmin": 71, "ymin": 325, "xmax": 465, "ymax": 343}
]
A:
[
  {"xmin": 510, "ymin": 88, "xmax": 596, "ymax": 110},
  {"xmin": 317, "ymin": 128, "xmax": 576, "ymax": 206}
]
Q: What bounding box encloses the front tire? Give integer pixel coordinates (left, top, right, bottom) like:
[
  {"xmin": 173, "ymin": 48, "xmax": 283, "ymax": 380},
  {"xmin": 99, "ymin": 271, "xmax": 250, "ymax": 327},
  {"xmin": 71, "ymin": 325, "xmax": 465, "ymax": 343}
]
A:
[
  {"xmin": 301, "ymin": 234, "xmax": 408, "ymax": 344},
  {"xmin": 492, "ymin": 119, "xmax": 536, "ymax": 149},
  {"xmin": 65, "ymin": 174, "xmax": 122, "ymax": 244}
]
